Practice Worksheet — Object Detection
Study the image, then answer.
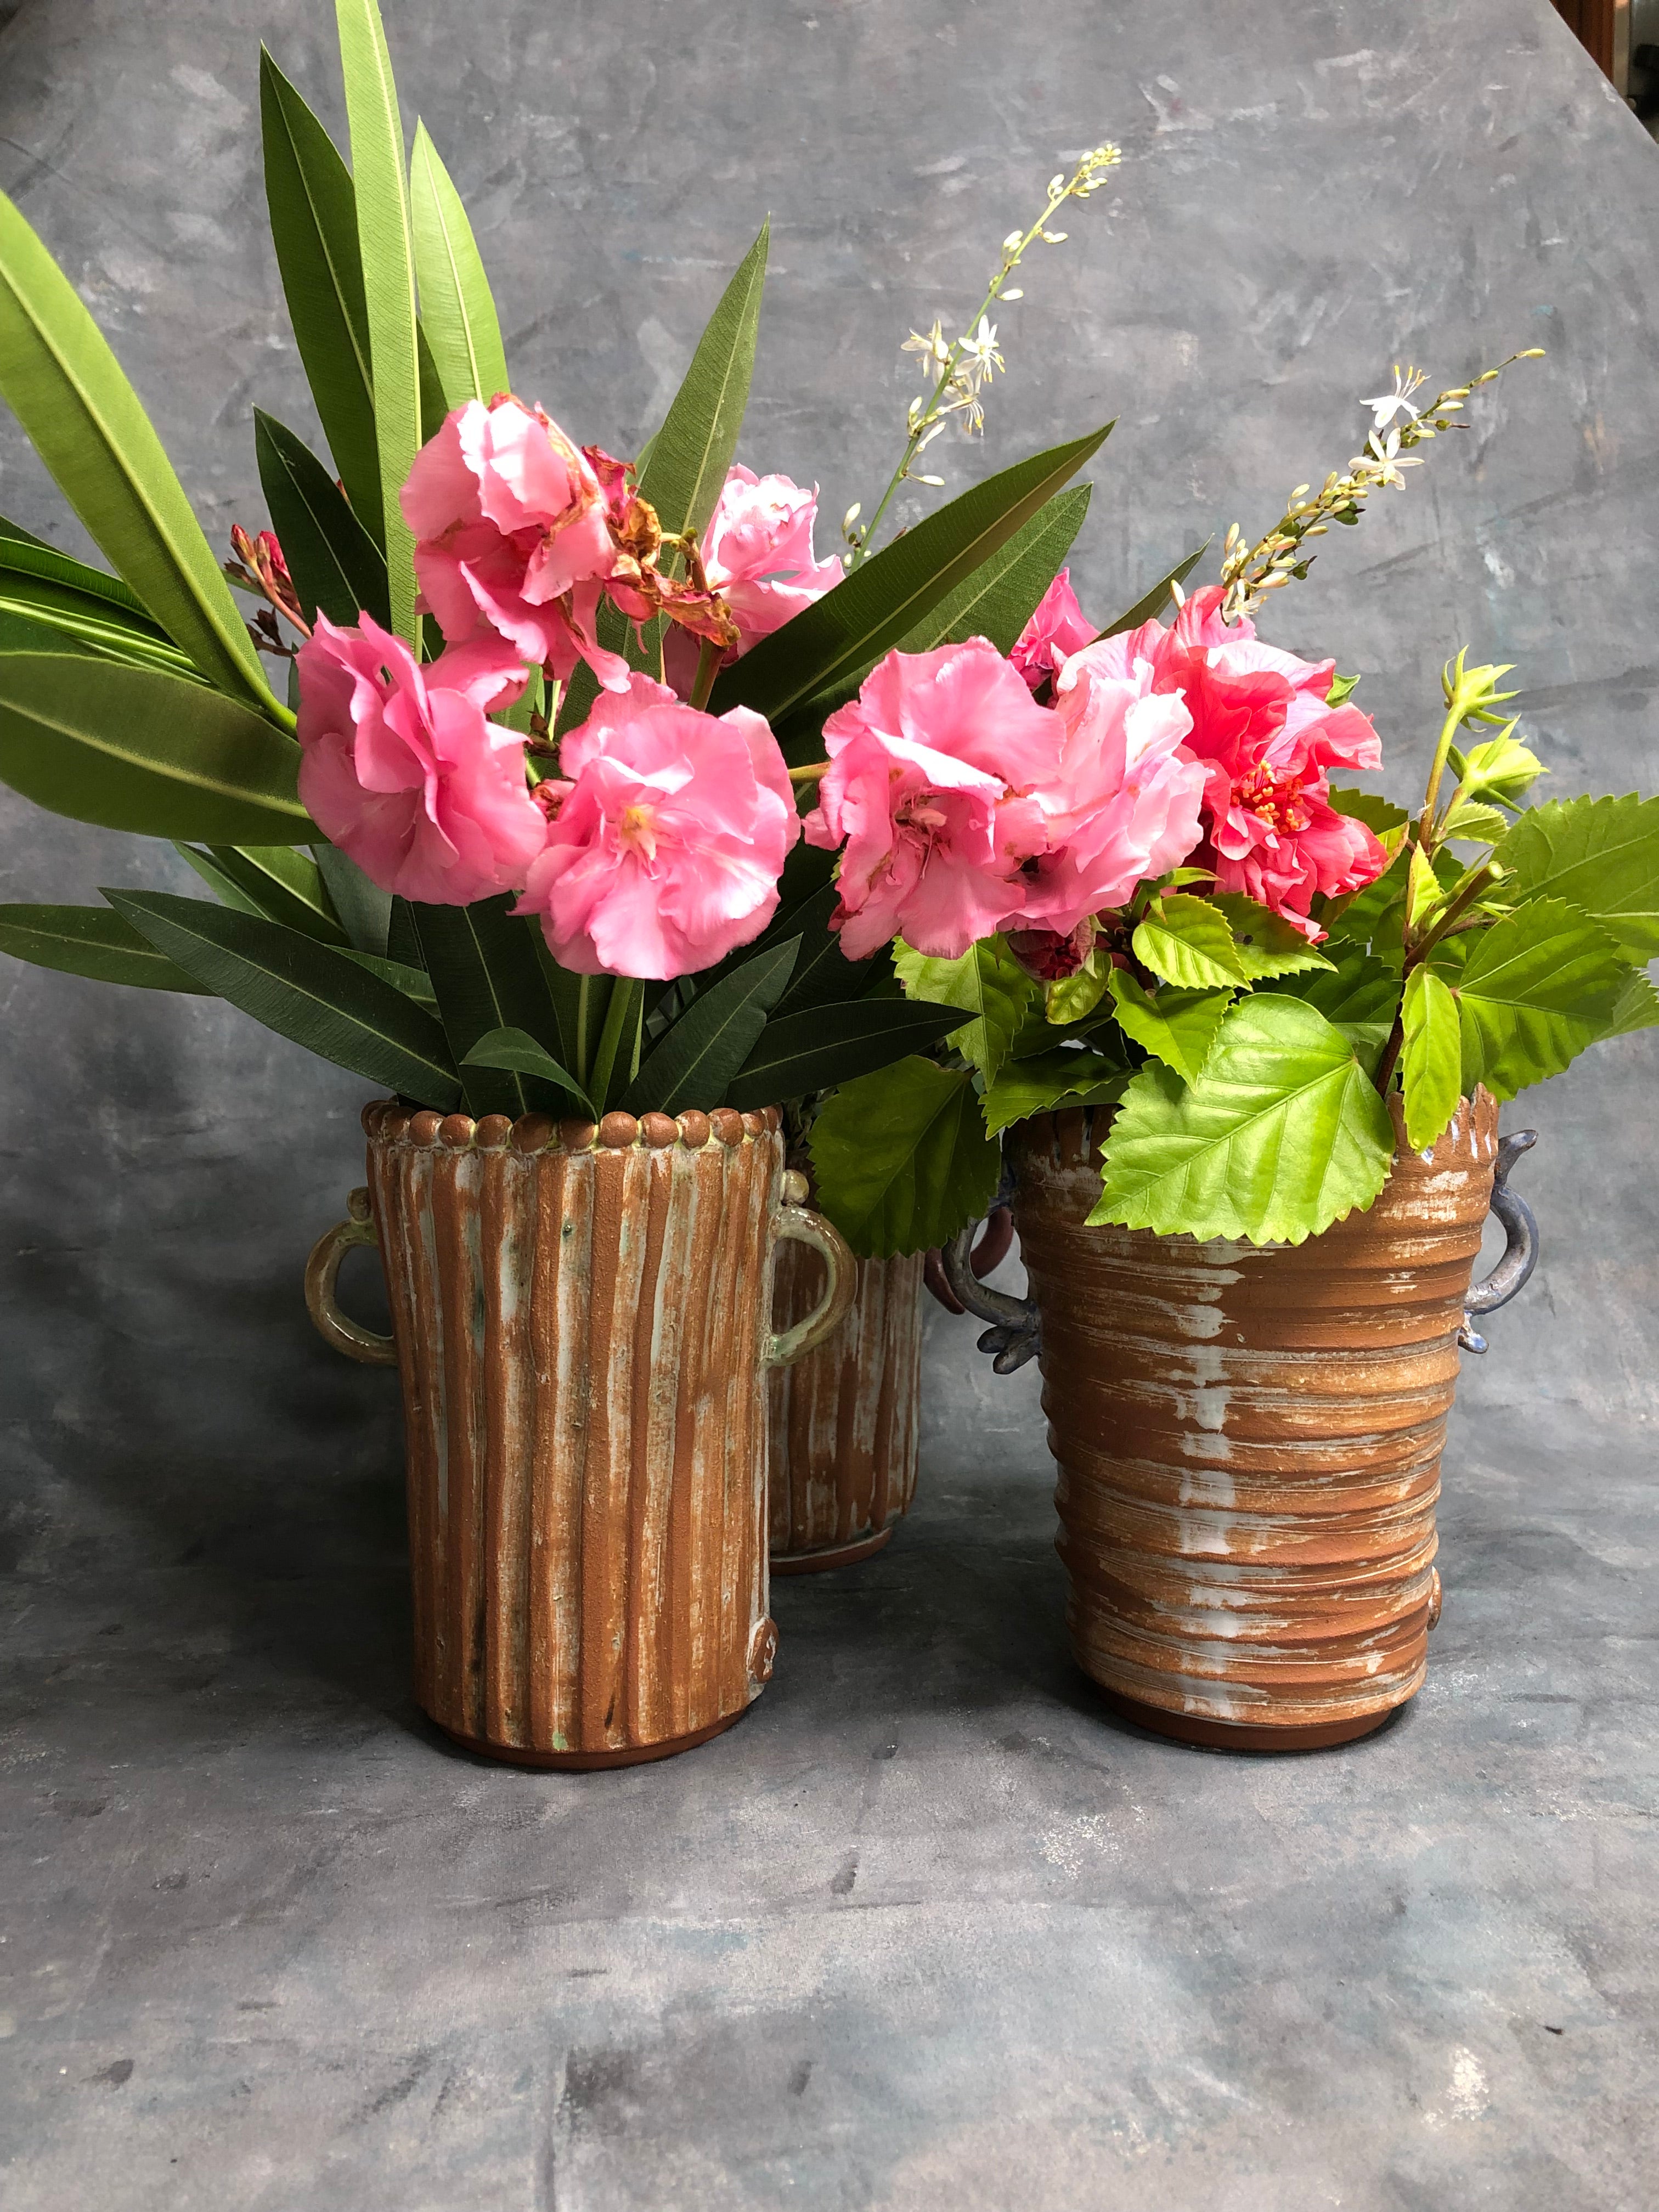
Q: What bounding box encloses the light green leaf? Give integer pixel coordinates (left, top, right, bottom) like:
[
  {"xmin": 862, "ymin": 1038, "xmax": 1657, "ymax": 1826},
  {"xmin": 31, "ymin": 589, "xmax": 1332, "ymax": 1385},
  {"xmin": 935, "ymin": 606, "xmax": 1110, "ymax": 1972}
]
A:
[
  {"xmin": 808, "ymin": 1057, "xmax": 1001, "ymax": 1257},
  {"xmin": 253, "ymin": 409, "xmax": 389, "ymax": 630},
  {"xmin": 0, "ymin": 190, "xmax": 276, "ymax": 708},
  {"xmin": 1091, "ymin": 994, "xmax": 1395, "ymax": 1246},
  {"xmin": 981, "ymin": 1046, "xmax": 1131, "ymax": 1137},
  {"xmin": 636, "ymin": 223, "xmax": 768, "ymax": 549},
  {"xmin": 335, "ymin": 0, "xmax": 421, "ymax": 642},
  {"xmin": 1326, "ymin": 673, "xmax": 1362, "ymax": 707},
  {"xmin": 412, "ymin": 898, "xmax": 572, "ymax": 1119},
  {"xmin": 1439, "ymin": 799, "xmax": 1510, "ymax": 845},
  {"xmin": 0, "ymin": 901, "xmax": 211, "ymax": 994},
  {"xmin": 724, "ymin": 995, "xmax": 968, "ymax": 1111},
  {"xmin": 107, "ymin": 888, "xmax": 459, "ymax": 1104},
  {"xmin": 1401, "ymin": 964, "xmax": 1462, "ymax": 1150},
  {"xmin": 893, "ymin": 934, "xmax": 1034, "ymax": 1085},
  {"xmin": 1596, "ymin": 967, "xmax": 1659, "ymax": 1041},
  {"xmin": 1044, "ymin": 953, "xmax": 1108, "ymax": 1026},
  {"xmin": 410, "ymin": 122, "xmax": 510, "ymax": 410},
  {"xmin": 1448, "ymin": 895, "xmax": 1627, "ymax": 1099},
  {"xmin": 1493, "ymin": 793, "xmax": 1659, "ymax": 961},
  {"xmin": 1096, "ymin": 543, "xmax": 1209, "ymax": 639},
  {"xmin": 1210, "ymin": 894, "xmax": 1334, "ymax": 979},
  {"xmin": 1132, "ymin": 892, "xmax": 1248, "ymax": 990},
  {"xmin": 0, "ymin": 567, "xmax": 202, "ymax": 678},
  {"xmin": 1448, "ymin": 728, "xmax": 1545, "ymax": 809},
  {"xmin": 1107, "ymin": 972, "xmax": 1231, "ymax": 1083},
  {"xmin": 623, "ymin": 938, "xmax": 799, "ymax": 1115},
  {"xmin": 464, "ymin": 1025, "xmax": 594, "ymax": 1118},
  {"xmin": 0, "ymin": 652, "xmax": 311, "ymax": 843}
]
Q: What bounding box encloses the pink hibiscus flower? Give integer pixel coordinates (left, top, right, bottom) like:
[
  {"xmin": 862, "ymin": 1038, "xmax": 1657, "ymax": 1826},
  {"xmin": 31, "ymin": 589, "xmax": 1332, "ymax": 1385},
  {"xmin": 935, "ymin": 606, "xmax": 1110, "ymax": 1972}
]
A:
[{"xmin": 1010, "ymin": 568, "xmax": 1096, "ymax": 696}]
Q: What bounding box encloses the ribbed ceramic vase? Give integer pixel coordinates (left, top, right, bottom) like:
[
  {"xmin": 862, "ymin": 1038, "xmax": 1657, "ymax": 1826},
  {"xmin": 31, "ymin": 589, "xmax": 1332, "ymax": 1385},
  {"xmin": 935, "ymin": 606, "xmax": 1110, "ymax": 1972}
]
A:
[
  {"xmin": 949, "ymin": 1090, "xmax": 1537, "ymax": 1751},
  {"xmin": 306, "ymin": 1100, "xmax": 853, "ymax": 1768}
]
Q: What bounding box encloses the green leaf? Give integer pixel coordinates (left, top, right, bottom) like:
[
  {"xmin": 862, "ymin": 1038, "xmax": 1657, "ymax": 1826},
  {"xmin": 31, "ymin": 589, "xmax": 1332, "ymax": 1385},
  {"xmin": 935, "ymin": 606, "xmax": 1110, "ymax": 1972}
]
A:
[
  {"xmin": 1096, "ymin": 543, "xmax": 1209, "ymax": 639},
  {"xmin": 1044, "ymin": 955, "xmax": 1109, "ymax": 1026},
  {"xmin": 622, "ymin": 938, "xmax": 798, "ymax": 1115},
  {"xmin": 0, "ymin": 901, "xmax": 211, "ymax": 994},
  {"xmin": 335, "ymin": 0, "xmax": 421, "ymax": 641},
  {"xmin": 1263, "ymin": 949, "xmax": 1401, "ymax": 1070},
  {"xmin": 340, "ymin": 946, "xmax": 435, "ymax": 1005},
  {"xmin": 893, "ymin": 934, "xmax": 1034, "ymax": 1085},
  {"xmin": 1327, "ymin": 786, "xmax": 1410, "ymax": 837},
  {"xmin": 106, "ymin": 889, "xmax": 459, "ymax": 1104},
  {"xmin": 894, "ymin": 485, "xmax": 1091, "ymax": 656},
  {"xmin": 201, "ymin": 844, "xmax": 348, "ymax": 945},
  {"xmin": 463, "ymin": 1026, "xmax": 594, "ymax": 1118},
  {"xmin": 1322, "ymin": 841, "xmax": 1409, "ymax": 966},
  {"xmin": 0, "ymin": 566, "xmax": 203, "ymax": 678},
  {"xmin": 1107, "ymin": 972, "xmax": 1231, "ymax": 1083},
  {"xmin": 981, "ymin": 1046, "xmax": 1132, "ymax": 1137},
  {"xmin": 411, "ymin": 898, "xmax": 571, "ymax": 1119},
  {"xmin": 808, "ymin": 1057, "xmax": 1001, "ymax": 1257},
  {"xmin": 1091, "ymin": 994, "xmax": 1396, "ymax": 1246},
  {"xmin": 0, "ymin": 189, "xmax": 275, "ymax": 707},
  {"xmin": 723, "ymin": 995, "xmax": 968, "ymax": 1111},
  {"xmin": 259, "ymin": 47, "xmax": 382, "ymax": 545},
  {"xmin": 1493, "ymin": 794, "xmax": 1659, "ymax": 961},
  {"xmin": 1132, "ymin": 892, "xmax": 1248, "ymax": 990},
  {"xmin": 0, "ymin": 653, "xmax": 310, "ymax": 843},
  {"xmin": 1209, "ymin": 894, "xmax": 1334, "ymax": 980},
  {"xmin": 1438, "ymin": 799, "xmax": 1510, "ymax": 845},
  {"xmin": 409, "ymin": 122, "xmax": 510, "ymax": 410},
  {"xmin": 710, "ymin": 426, "xmax": 1112, "ymax": 734},
  {"xmin": 313, "ymin": 840, "xmax": 392, "ymax": 955},
  {"xmin": 1448, "ymin": 895, "xmax": 1627, "ymax": 1100},
  {"xmin": 1401, "ymin": 965, "xmax": 1462, "ymax": 1150},
  {"xmin": 635, "ymin": 223, "xmax": 768, "ymax": 549},
  {"xmin": 253, "ymin": 409, "xmax": 389, "ymax": 630},
  {"xmin": 764, "ymin": 882, "xmax": 878, "ymax": 1015},
  {"xmin": 1326, "ymin": 673, "xmax": 1362, "ymax": 708},
  {"xmin": 1597, "ymin": 967, "xmax": 1659, "ymax": 1041}
]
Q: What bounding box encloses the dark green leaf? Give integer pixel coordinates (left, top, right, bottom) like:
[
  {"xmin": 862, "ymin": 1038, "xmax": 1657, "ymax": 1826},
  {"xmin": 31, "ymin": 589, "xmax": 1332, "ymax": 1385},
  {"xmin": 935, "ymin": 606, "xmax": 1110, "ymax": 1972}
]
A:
[
  {"xmin": 1321, "ymin": 842, "xmax": 1409, "ymax": 966},
  {"xmin": 1494, "ymin": 793, "xmax": 1659, "ymax": 961},
  {"xmin": 340, "ymin": 946, "xmax": 435, "ymax": 1004},
  {"xmin": 313, "ymin": 840, "xmax": 392, "ymax": 955},
  {"xmin": 807, "ymin": 1057, "xmax": 1001, "ymax": 1257},
  {"xmin": 623, "ymin": 936, "xmax": 799, "ymax": 1115},
  {"xmin": 1263, "ymin": 948, "xmax": 1401, "ymax": 1070},
  {"xmin": 635, "ymin": 223, "xmax": 768, "ymax": 546},
  {"xmin": 463, "ymin": 1026, "xmax": 594, "ymax": 1118},
  {"xmin": 0, "ymin": 901, "xmax": 210, "ymax": 993},
  {"xmin": 253, "ymin": 409, "xmax": 389, "ymax": 630},
  {"xmin": 981, "ymin": 1046, "xmax": 1131, "ymax": 1137},
  {"xmin": 893, "ymin": 934, "xmax": 1035, "ymax": 1085},
  {"xmin": 410, "ymin": 122, "xmax": 510, "ymax": 411},
  {"xmin": 411, "ymin": 897, "xmax": 571, "ymax": 1118},
  {"xmin": 201, "ymin": 843, "xmax": 348, "ymax": 944},
  {"xmin": 723, "ymin": 995, "xmax": 967, "ymax": 1111},
  {"xmin": 1096, "ymin": 542, "xmax": 1209, "ymax": 639},
  {"xmin": 768, "ymin": 881, "xmax": 877, "ymax": 1015}
]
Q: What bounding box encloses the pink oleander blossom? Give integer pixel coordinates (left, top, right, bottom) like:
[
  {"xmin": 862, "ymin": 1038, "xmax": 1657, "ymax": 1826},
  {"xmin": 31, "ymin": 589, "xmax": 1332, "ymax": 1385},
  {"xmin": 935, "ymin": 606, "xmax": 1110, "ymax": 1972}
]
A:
[
  {"xmin": 803, "ymin": 639, "xmax": 1063, "ymax": 961},
  {"xmin": 1010, "ymin": 568, "xmax": 1095, "ymax": 695},
  {"xmin": 402, "ymin": 396, "xmax": 629, "ymax": 691},
  {"xmin": 664, "ymin": 464, "xmax": 843, "ymax": 696},
  {"xmin": 518, "ymin": 674, "xmax": 798, "ymax": 979},
  {"xmin": 296, "ymin": 615, "xmax": 543, "ymax": 905}
]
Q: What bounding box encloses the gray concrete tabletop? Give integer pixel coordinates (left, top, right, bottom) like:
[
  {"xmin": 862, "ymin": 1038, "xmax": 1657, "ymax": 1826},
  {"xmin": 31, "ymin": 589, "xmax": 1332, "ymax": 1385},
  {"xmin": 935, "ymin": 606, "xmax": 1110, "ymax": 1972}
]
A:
[{"xmin": 2, "ymin": 2, "xmax": 1656, "ymax": 2205}]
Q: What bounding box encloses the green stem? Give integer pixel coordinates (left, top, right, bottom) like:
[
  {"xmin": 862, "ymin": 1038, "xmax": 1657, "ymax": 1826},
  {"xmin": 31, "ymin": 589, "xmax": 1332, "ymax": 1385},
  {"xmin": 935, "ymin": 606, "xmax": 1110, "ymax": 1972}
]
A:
[
  {"xmin": 787, "ymin": 761, "xmax": 830, "ymax": 786},
  {"xmin": 1411, "ymin": 862, "xmax": 1499, "ymax": 966},
  {"xmin": 1418, "ymin": 700, "xmax": 1466, "ymax": 845},
  {"xmin": 590, "ymin": 977, "xmax": 641, "ymax": 1113},
  {"xmin": 690, "ymin": 636, "xmax": 720, "ymax": 711}
]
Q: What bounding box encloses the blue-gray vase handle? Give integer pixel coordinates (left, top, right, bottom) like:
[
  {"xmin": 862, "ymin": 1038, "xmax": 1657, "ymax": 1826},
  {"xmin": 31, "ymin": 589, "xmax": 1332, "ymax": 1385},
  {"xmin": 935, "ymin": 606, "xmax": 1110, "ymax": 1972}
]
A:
[{"xmin": 1458, "ymin": 1129, "xmax": 1539, "ymax": 1353}]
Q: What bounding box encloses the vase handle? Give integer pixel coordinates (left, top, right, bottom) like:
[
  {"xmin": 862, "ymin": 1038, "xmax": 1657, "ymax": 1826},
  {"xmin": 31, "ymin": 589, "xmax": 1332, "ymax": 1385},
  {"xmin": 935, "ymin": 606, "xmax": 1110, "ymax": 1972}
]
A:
[
  {"xmin": 941, "ymin": 1169, "xmax": 1041, "ymax": 1376},
  {"xmin": 1459, "ymin": 1129, "xmax": 1539, "ymax": 1354},
  {"xmin": 768, "ymin": 1172, "xmax": 858, "ymax": 1368},
  {"xmin": 923, "ymin": 1204, "xmax": 1014, "ymax": 1313},
  {"xmin": 304, "ymin": 1187, "xmax": 398, "ymax": 1366}
]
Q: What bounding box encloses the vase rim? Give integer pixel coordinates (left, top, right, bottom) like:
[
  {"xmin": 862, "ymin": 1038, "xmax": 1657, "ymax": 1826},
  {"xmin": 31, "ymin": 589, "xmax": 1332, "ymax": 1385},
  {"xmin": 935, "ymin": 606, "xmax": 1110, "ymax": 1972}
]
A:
[{"xmin": 362, "ymin": 1097, "xmax": 783, "ymax": 1157}]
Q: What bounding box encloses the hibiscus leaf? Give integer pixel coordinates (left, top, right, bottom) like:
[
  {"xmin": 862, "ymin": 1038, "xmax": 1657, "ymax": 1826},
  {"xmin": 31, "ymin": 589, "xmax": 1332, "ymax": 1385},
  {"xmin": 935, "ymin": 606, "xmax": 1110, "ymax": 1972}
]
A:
[
  {"xmin": 1401, "ymin": 964, "xmax": 1463, "ymax": 1150},
  {"xmin": 1447, "ymin": 895, "xmax": 1627, "ymax": 1100},
  {"xmin": 724, "ymin": 996, "xmax": 966, "ymax": 1110},
  {"xmin": 106, "ymin": 888, "xmax": 460, "ymax": 1105},
  {"xmin": 1107, "ymin": 972, "xmax": 1231, "ymax": 1084},
  {"xmin": 981, "ymin": 1046, "xmax": 1132, "ymax": 1137},
  {"xmin": 623, "ymin": 935, "xmax": 799, "ymax": 1115},
  {"xmin": 1493, "ymin": 793, "xmax": 1659, "ymax": 961},
  {"xmin": 1262, "ymin": 948, "xmax": 1401, "ymax": 1071},
  {"xmin": 1439, "ymin": 798, "xmax": 1510, "ymax": 845},
  {"xmin": 0, "ymin": 902, "xmax": 211, "ymax": 994},
  {"xmin": 1328, "ymin": 786, "xmax": 1410, "ymax": 836},
  {"xmin": 893, "ymin": 934, "xmax": 1035, "ymax": 1085},
  {"xmin": 1209, "ymin": 893, "xmax": 1334, "ymax": 979},
  {"xmin": 807, "ymin": 1057, "xmax": 1001, "ymax": 1257},
  {"xmin": 409, "ymin": 121, "xmax": 510, "ymax": 413},
  {"xmin": 1090, "ymin": 994, "xmax": 1395, "ymax": 1246},
  {"xmin": 1131, "ymin": 891, "xmax": 1248, "ymax": 990},
  {"xmin": 253, "ymin": 410, "xmax": 389, "ymax": 630},
  {"xmin": 1321, "ymin": 840, "xmax": 1409, "ymax": 966},
  {"xmin": 635, "ymin": 222, "xmax": 769, "ymax": 549},
  {"xmin": 412, "ymin": 897, "xmax": 572, "ymax": 1119},
  {"xmin": 1597, "ymin": 966, "xmax": 1659, "ymax": 1040},
  {"xmin": 464, "ymin": 1025, "xmax": 594, "ymax": 1118},
  {"xmin": 1096, "ymin": 542, "xmax": 1209, "ymax": 639}
]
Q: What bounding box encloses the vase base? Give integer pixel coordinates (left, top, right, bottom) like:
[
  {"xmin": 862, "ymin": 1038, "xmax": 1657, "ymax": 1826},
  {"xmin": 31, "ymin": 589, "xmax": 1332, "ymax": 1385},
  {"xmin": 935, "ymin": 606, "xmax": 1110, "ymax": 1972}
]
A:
[
  {"xmin": 431, "ymin": 1701, "xmax": 753, "ymax": 1770},
  {"xmin": 1093, "ymin": 1684, "xmax": 1406, "ymax": 1754},
  {"xmin": 770, "ymin": 1524, "xmax": 895, "ymax": 1576}
]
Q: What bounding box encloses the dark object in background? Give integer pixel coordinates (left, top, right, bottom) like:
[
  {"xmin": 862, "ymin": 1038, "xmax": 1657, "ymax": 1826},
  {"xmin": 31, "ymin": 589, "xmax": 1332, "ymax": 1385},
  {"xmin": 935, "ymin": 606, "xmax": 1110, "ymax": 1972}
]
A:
[{"xmin": 1551, "ymin": 0, "xmax": 1624, "ymax": 81}]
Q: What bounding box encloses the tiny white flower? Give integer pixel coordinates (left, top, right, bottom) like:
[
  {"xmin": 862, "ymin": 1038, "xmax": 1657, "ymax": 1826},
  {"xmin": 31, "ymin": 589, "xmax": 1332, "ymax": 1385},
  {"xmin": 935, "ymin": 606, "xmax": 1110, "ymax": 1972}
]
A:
[{"xmin": 1361, "ymin": 364, "xmax": 1427, "ymax": 433}]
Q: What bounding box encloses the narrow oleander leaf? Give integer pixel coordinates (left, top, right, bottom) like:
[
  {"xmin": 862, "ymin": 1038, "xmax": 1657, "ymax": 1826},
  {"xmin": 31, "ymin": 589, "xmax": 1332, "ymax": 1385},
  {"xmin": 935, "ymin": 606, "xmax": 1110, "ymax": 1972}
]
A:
[
  {"xmin": 412, "ymin": 897, "xmax": 571, "ymax": 1118},
  {"xmin": 1210, "ymin": 893, "xmax": 1334, "ymax": 980},
  {"xmin": 893, "ymin": 934, "xmax": 1035, "ymax": 1086},
  {"xmin": 768, "ymin": 882, "xmax": 878, "ymax": 1015},
  {"xmin": 1091, "ymin": 994, "xmax": 1396, "ymax": 1246},
  {"xmin": 0, "ymin": 189, "xmax": 276, "ymax": 707},
  {"xmin": 898, "ymin": 485, "xmax": 1092, "ymax": 656},
  {"xmin": 635, "ymin": 222, "xmax": 768, "ymax": 549},
  {"xmin": 1096, "ymin": 542, "xmax": 1209, "ymax": 639},
  {"xmin": 106, "ymin": 888, "xmax": 459, "ymax": 1103},
  {"xmin": 0, "ymin": 567, "xmax": 203, "ymax": 678},
  {"xmin": 203, "ymin": 843, "xmax": 348, "ymax": 945},
  {"xmin": 623, "ymin": 936, "xmax": 799, "ymax": 1115},
  {"xmin": 1448, "ymin": 895, "xmax": 1628, "ymax": 1099},
  {"xmin": 1597, "ymin": 967, "xmax": 1659, "ymax": 1040},
  {"xmin": 340, "ymin": 946, "xmax": 435, "ymax": 1004},
  {"xmin": 410, "ymin": 122, "xmax": 510, "ymax": 410},
  {"xmin": 0, "ymin": 653, "xmax": 310, "ymax": 843},
  {"xmin": 723, "ymin": 995, "xmax": 967, "ymax": 1110},
  {"xmin": 1132, "ymin": 892, "xmax": 1248, "ymax": 991},
  {"xmin": 1107, "ymin": 972, "xmax": 1231, "ymax": 1084},
  {"xmin": 0, "ymin": 902, "xmax": 211, "ymax": 994},
  {"xmin": 1401, "ymin": 964, "xmax": 1463, "ymax": 1150},
  {"xmin": 807, "ymin": 1057, "xmax": 1002, "ymax": 1258},
  {"xmin": 313, "ymin": 840, "xmax": 392, "ymax": 956},
  {"xmin": 253, "ymin": 409, "xmax": 389, "ymax": 630},
  {"xmin": 0, "ymin": 528, "xmax": 174, "ymax": 625},
  {"xmin": 0, "ymin": 511, "xmax": 51, "ymax": 551},
  {"xmin": 259, "ymin": 46, "xmax": 382, "ymax": 544},
  {"xmin": 981, "ymin": 1046, "xmax": 1131, "ymax": 1137},
  {"xmin": 1494, "ymin": 793, "xmax": 1659, "ymax": 961},
  {"xmin": 335, "ymin": 0, "xmax": 421, "ymax": 641},
  {"xmin": 464, "ymin": 1025, "xmax": 594, "ymax": 1118},
  {"xmin": 1263, "ymin": 948, "xmax": 1402, "ymax": 1071},
  {"xmin": 174, "ymin": 842, "xmax": 267, "ymax": 919}
]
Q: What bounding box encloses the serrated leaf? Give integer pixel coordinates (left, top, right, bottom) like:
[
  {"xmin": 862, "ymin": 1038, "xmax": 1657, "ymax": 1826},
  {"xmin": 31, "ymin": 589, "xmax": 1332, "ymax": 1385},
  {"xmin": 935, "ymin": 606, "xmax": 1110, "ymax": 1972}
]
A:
[
  {"xmin": 0, "ymin": 189, "xmax": 275, "ymax": 707},
  {"xmin": 1407, "ymin": 842, "xmax": 1445, "ymax": 932},
  {"xmin": 1107, "ymin": 972, "xmax": 1231, "ymax": 1083},
  {"xmin": 1597, "ymin": 967, "xmax": 1659, "ymax": 1040},
  {"xmin": 1448, "ymin": 895, "xmax": 1627, "ymax": 1099},
  {"xmin": 723, "ymin": 995, "xmax": 967, "ymax": 1111},
  {"xmin": 1044, "ymin": 954, "xmax": 1108, "ymax": 1026},
  {"xmin": 1210, "ymin": 893, "xmax": 1334, "ymax": 979},
  {"xmin": 0, "ymin": 902, "xmax": 211, "ymax": 994},
  {"xmin": 635, "ymin": 223, "xmax": 768, "ymax": 551},
  {"xmin": 1263, "ymin": 948, "xmax": 1402, "ymax": 1071},
  {"xmin": 980, "ymin": 1046, "xmax": 1132, "ymax": 1136},
  {"xmin": 808, "ymin": 1057, "xmax": 1001, "ymax": 1257},
  {"xmin": 1097, "ymin": 543, "xmax": 1209, "ymax": 639},
  {"xmin": 463, "ymin": 1025, "xmax": 593, "ymax": 1117},
  {"xmin": 1328, "ymin": 785, "xmax": 1409, "ymax": 836},
  {"xmin": 1401, "ymin": 965, "xmax": 1462, "ymax": 1150},
  {"xmin": 412, "ymin": 897, "xmax": 571, "ymax": 1118},
  {"xmin": 254, "ymin": 409, "xmax": 388, "ymax": 630},
  {"xmin": 893, "ymin": 934, "xmax": 1034, "ymax": 1084},
  {"xmin": 623, "ymin": 937, "xmax": 798, "ymax": 1115},
  {"xmin": 1438, "ymin": 798, "xmax": 1510, "ymax": 845},
  {"xmin": 108, "ymin": 888, "xmax": 459, "ymax": 1104},
  {"xmin": 1091, "ymin": 994, "xmax": 1395, "ymax": 1246},
  {"xmin": 1131, "ymin": 892, "xmax": 1248, "ymax": 990},
  {"xmin": 0, "ymin": 653, "xmax": 310, "ymax": 843},
  {"xmin": 1494, "ymin": 793, "xmax": 1659, "ymax": 960},
  {"xmin": 409, "ymin": 122, "xmax": 510, "ymax": 413},
  {"xmin": 1322, "ymin": 840, "xmax": 1409, "ymax": 965}
]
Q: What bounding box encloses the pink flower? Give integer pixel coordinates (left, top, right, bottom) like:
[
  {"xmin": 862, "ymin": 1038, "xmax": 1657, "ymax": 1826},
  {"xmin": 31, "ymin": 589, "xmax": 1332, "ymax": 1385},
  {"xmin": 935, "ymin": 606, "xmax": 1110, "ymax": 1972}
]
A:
[
  {"xmin": 518, "ymin": 674, "xmax": 798, "ymax": 979},
  {"xmin": 663, "ymin": 465, "xmax": 843, "ymax": 696},
  {"xmin": 296, "ymin": 614, "xmax": 544, "ymax": 905},
  {"xmin": 804, "ymin": 639, "xmax": 1063, "ymax": 961},
  {"xmin": 401, "ymin": 397, "xmax": 629, "ymax": 691},
  {"xmin": 1010, "ymin": 568, "xmax": 1095, "ymax": 695}
]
